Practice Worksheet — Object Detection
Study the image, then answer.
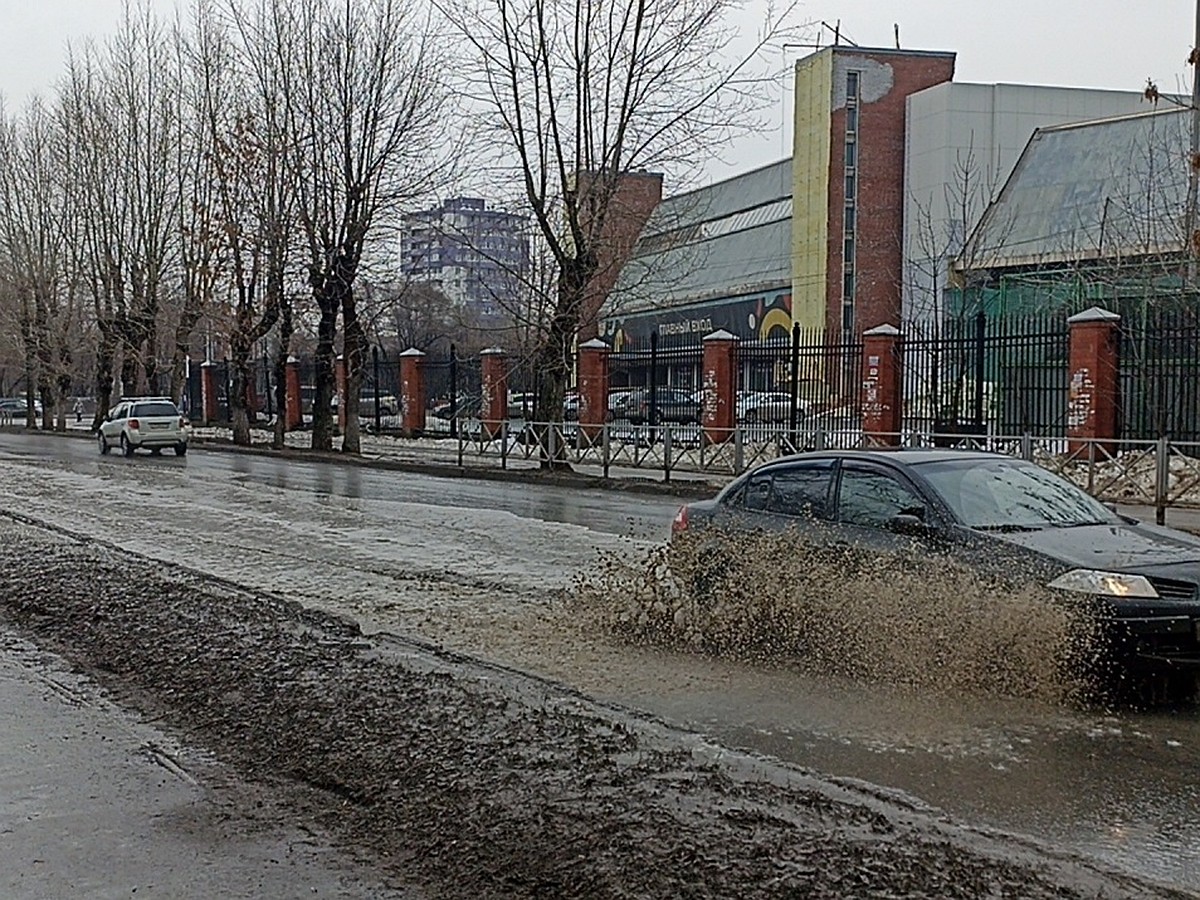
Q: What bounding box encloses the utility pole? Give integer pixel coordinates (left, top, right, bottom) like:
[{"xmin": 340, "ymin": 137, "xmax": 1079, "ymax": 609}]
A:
[{"xmin": 1188, "ymin": 0, "xmax": 1200, "ymax": 283}]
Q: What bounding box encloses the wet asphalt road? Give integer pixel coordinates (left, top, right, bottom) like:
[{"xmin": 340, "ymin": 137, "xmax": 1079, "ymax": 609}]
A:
[
  {"xmin": 0, "ymin": 431, "xmax": 679, "ymax": 539},
  {"xmin": 2, "ymin": 430, "xmax": 1199, "ymax": 891}
]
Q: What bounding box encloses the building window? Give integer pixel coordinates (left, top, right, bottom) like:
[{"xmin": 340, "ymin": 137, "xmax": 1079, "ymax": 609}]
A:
[{"xmin": 842, "ymin": 69, "xmax": 861, "ymax": 334}]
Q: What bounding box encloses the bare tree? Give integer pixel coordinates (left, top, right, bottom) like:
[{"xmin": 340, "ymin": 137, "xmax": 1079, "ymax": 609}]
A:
[
  {"xmin": 223, "ymin": 0, "xmax": 300, "ymax": 450},
  {"xmin": 451, "ymin": 0, "xmax": 796, "ymax": 465},
  {"xmin": 906, "ymin": 139, "xmax": 1013, "ymax": 427},
  {"xmin": 61, "ymin": 4, "xmax": 181, "ymax": 425},
  {"xmin": 182, "ymin": 0, "xmax": 297, "ymax": 445},
  {"xmin": 0, "ymin": 100, "xmax": 81, "ymax": 431},
  {"xmin": 170, "ymin": 6, "xmax": 223, "ymax": 411},
  {"xmin": 271, "ymin": 0, "xmax": 451, "ymax": 453}
]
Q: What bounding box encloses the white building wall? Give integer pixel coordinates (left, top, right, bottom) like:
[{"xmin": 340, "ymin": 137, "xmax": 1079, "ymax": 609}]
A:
[{"xmin": 903, "ymin": 82, "xmax": 1147, "ymax": 320}]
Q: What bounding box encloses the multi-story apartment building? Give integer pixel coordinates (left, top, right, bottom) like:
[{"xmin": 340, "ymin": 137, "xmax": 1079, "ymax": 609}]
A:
[{"xmin": 400, "ymin": 197, "xmax": 529, "ymax": 320}]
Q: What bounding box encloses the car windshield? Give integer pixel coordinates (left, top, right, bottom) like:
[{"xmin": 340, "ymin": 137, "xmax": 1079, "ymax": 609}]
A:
[
  {"xmin": 916, "ymin": 458, "xmax": 1119, "ymax": 530},
  {"xmin": 132, "ymin": 402, "xmax": 178, "ymax": 417}
]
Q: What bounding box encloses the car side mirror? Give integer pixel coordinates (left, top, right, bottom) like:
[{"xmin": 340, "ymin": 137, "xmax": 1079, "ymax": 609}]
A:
[{"xmin": 889, "ymin": 510, "xmax": 932, "ymax": 536}]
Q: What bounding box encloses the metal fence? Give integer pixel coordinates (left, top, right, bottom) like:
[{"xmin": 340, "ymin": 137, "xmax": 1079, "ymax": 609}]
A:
[
  {"xmin": 901, "ymin": 311, "xmax": 1070, "ymax": 440},
  {"xmin": 1119, "ymin": 306, "xmax": 1200, "ymax": 443},
  {"xmin": 607, "ymin": 326, "xmax": 863, "ymax": 442}
]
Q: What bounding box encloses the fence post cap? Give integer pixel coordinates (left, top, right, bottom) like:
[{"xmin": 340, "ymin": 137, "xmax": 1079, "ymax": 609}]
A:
[
  {"xmin": 863, "ymin": 323, "xmax": 901, "ymax": 337},
  {"xmin": 702, "ymin": 329, "xmax": 738, "ymax": 342},
  {"xmin": 480, "ymin": 346, "xmax": 507, "ymax": 356},
  {"xmin": 399, "ymin": 348, "xmax": 426, "ymax": 358},
  {"xmin": 579, "ymin": 338, "xmax": 610, "ymax": 351},
  {"xmin": 1068, "ymin": 306, "xmax": 1121, "ymax": 324}
]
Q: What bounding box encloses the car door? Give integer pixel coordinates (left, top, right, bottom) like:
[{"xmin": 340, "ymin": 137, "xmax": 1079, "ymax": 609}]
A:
[
  {"xmin": 721, "ymin": 460, "xmax": 836, "ymax": 535},
  {"xmin": 103, "ymin": 403, "xmax": 126, "ymax": 440},
  {"xmin": 831, "ymin": 461, "xmax": 941, "ymax": 552},
  {"xmin": 660, "ymin": 389, "xmax": 685, "ymax": 422}
]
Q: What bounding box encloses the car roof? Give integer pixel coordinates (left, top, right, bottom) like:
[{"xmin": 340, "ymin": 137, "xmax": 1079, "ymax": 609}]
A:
[{"xmin": 764, "ymin": 448, "xmax": 1008, "ymax": 469}]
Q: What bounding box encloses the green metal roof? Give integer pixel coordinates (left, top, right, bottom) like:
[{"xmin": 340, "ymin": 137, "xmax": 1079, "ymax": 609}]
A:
[{"xmin": 959, "ymin": 107, "xmax": 1189, "ymax": 272}]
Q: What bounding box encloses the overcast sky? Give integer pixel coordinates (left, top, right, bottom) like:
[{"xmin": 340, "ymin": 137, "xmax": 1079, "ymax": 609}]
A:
[{"xmin": 1, "ymin": 0, "xmax": 1194, "ymax": 183}]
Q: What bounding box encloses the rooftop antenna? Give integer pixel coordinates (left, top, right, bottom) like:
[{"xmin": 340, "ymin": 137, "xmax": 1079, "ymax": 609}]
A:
[{"xmin": 785, "ymin": 20, "xmax": 858, "ymax": 52}]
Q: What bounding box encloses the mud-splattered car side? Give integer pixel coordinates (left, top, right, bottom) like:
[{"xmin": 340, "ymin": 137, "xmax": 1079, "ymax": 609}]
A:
[{"xmin": 673, "ymin": 449, "xmax": 1200, "ymax": 678}]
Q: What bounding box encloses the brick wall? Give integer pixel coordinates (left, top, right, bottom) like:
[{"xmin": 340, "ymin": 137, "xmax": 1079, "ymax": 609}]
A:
[
  {"xmin": 824, "ymin": 49, "xmax": 955, "ymax": 334},
  {"xmin": 577, "ymin": 171, "xmax": 663, "ymax": 341}
]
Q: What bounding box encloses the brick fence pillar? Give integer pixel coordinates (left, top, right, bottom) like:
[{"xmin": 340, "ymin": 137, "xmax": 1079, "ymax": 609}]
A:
[
  {"xmin": 861, "ymin": 324, "xmax": 903, "ymax": 447},
  {"xmin": 480, "ymin": 347, "xmax": 508, "ymax": 439},
  {"xmin": 577, "ymin": 338, "xmax": 610, "ymax": 439},
  {"xmin": 200, "ymin": 361, "xmax": 218, "ymax": 426},
  {"xmin": 335, "ymin": 354, "xmax": 347, "ymax": 433},
  {"xmin": 285, "ymin": 356, "xmax": 303, "ymax": 431},
  {"xmin": 399, "ymin": 348, "xmax": 426, "ymax": 437},
  {"xmin": 1067, "ymin": 307, "xmax": 1121, "ymax": 455},
  {"xmin": 702, "ymin": 330, "xmax": 738, "ymax": 444}
]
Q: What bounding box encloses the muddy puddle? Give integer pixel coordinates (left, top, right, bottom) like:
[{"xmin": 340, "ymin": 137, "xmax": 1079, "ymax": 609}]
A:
[{"xmin": 574, "ymin": 529, "xmax": 1112, "ymax": 704}]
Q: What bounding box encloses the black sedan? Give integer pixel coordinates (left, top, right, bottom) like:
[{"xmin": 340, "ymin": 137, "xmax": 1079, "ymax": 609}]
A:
[
  {"xmin": 624, "ymin": 388, "xmax": 700, "ymax": 425},
  {"xmin": 672, "ymin": 449, "xmax": 1200, "ymax": 675}
]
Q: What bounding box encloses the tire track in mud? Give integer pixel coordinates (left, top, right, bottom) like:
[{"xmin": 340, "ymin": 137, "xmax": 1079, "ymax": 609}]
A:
[{"xmin": 0, "ymin": 510, "xmax": 1190, "ymax": 899}]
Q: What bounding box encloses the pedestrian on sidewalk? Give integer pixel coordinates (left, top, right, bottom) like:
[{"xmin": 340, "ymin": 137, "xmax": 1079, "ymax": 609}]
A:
[{"xmin": 73, "ymin": 398, "xmax": 83, "ymax": 423}]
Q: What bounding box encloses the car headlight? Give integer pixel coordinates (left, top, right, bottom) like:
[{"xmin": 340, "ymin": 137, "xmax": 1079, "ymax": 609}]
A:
[{"xmin": 1047, "ymin": 569, "xmax": 1159, "ymax": 598}]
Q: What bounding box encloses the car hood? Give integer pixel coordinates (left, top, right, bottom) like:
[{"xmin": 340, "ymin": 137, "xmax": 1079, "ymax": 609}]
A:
[{"xmin": 989, "ymin": 521, "xmax": 1200, "ymax": 571}]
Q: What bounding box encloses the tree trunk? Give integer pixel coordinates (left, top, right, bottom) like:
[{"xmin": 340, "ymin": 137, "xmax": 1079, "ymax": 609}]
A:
[
  {"xmin": 170, "ymin": 303, "xmax": 204, "ymax": 406},
  {"xmin": 229, "ymin": 331, "xmax": 252, "ymax": 446},
  {"xmin": 273, "ymin": 296, "xmax": 293, "ymax": 450},
  {"xmin": 56, "ymin": 370, "xmax": 70, "ymax": 433},
  {"xmin": 19, "ymin": 311, "xmax": 36, "ymax": 430},
  {"xmin": 34, "ymin": 294, "xmax": 54, "ymax": 430},
  {"xmin": 341, "ymin": 292, "xmax": 365, "ymax": 455},
  {"xmin": 91, "ymin": 324, "xmax": 117, "ymax": 432},
  {"xmin": 311, "ymin": 297, "xmax": 339, "ymax": 452},
  {"xmin": 533, "ymin": 256, "xmax": 593, "ymax": 469},
  {"xmin": 120, "ymin": 335, "xmax": 142, "ymax": 398}
]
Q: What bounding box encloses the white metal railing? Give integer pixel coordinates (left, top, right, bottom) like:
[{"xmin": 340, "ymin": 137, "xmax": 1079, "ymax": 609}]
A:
[{"xmin": 433, "ymin": 418, "xmax": 1200, "ymax": 518}]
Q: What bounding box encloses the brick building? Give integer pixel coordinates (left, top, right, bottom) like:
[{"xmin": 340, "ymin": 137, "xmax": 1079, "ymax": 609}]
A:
[
  {"xmin": 792, "ymin": 46, "xmax": 956, "ymax": 334},
  {"xmin": 577, "ymin": 170, "xmax": 664, "ymax": 341}
]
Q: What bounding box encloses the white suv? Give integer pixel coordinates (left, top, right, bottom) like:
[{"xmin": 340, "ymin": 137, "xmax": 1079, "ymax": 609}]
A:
[{"xmin": 99, "ymin": 397, "xmax": 190, "ymax": 457}]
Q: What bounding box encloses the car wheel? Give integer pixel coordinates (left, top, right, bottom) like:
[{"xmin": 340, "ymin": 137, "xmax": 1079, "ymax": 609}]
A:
[
  {"xmin": 98, "ymin": 433, "xmax": 110, "ymax": 455},
  {"xmin": 174, "ymin": 443, "xmax": 188, "ymax": 457},
  {"xmin": 120, "ymin": 434, "xmax": 134, "ymax": 457}
]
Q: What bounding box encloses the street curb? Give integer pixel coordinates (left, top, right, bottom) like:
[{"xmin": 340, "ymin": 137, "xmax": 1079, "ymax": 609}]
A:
[
  {"xmin": 194, "ymin": 437, "xmax": 723, "ymax": 500},
  {"xmin": 4, "ymin": 425, "xmax": 722, "ymax": 500}
]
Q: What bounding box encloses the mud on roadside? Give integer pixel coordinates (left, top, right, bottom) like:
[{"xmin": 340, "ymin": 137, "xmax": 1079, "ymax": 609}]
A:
[
  {"xmin": 575, "ymin": 530, "xmax": 1104, "ymax": 704},
  {"xmin": 0, "ymin": 515, "xmax": 1188, "ymax": 899}
]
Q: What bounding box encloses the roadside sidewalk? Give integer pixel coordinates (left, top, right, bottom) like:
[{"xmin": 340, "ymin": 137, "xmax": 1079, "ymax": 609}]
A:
[{"xmin": 0, "ymin": 627, "xmax": 410, "ymax": 899}]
